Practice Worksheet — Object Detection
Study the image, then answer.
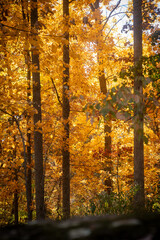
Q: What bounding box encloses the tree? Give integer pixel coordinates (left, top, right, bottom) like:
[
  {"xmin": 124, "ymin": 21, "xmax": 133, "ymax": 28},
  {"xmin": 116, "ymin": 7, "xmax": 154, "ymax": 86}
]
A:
[
  {"xmin": 92, "ymin": 0, "xmax": 112, "ymax": 194},
  {"xmin": 89, "ymin": 0, "xmax": 122, "ymax": 194},
  {"xmin": 21, "ymin": 0, "xmax": 33, "ymax": 222},
  {"xmin": 0, "ymin": 0, "xmax": 160, "ymax": 223},
  {"xmin": 31, "ymin": 0, "xmax": 45, "ymax": 219},
  {"xmin": 133, "ymin": 0, "xmax": 144, "ymax": 210},
  {"xmin": 62, "ymin": 0, "xmax": 70, "ymax": 219}
]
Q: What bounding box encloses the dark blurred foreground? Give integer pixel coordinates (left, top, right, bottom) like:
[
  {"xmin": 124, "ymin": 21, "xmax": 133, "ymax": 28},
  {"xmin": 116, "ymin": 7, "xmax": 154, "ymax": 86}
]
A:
[{"xmin": 1, "ymin": 214, "xmax": 160, "ymax": 240}]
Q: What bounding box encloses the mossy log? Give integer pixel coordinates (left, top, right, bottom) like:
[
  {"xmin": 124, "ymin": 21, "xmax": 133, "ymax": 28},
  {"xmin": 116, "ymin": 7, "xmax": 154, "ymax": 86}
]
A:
[{"xmin": 1, "ymin": 214, "xmax": 160, "ymax": 240}]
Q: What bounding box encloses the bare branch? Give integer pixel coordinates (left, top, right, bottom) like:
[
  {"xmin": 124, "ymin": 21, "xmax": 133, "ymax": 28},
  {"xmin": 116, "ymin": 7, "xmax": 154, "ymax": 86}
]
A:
[
  {"xmin": 0, "ymin": 23, "xmax": 37, "ymax": 35},
  {"xmin": 102, "ymin": 0, "xmax": 121, "ymax": 30},
  {"xmin": 105, "ymin": 16, "xmax": 124, "ymax": 40},
  {"xmin": 90, "ymin": 3, "xmax": 95, "ymax": 12},
  {"xmin": 102, "ymin": 11, "xmax": 130, "ymax": 24},
  {"xmin": 51, "ymin": 77, "xmax": 62, "ymax": 107},
  {"xmin": 0, "ymin": 23, "xmax": 64, "ymax": 38}
]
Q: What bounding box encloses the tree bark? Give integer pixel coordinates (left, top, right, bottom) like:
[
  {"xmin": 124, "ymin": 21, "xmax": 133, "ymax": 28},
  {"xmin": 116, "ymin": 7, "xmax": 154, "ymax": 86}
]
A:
[
  {"xmin": 133, "ymin": 0, "xmax": 145, "ymax": 210},
  {"xmin": 62, "ymin": 0, "xmax": 70, "ymax": 220},
  {"xmin": 31, "ymin": 0, "xmax": 45, "ymax": 220}
]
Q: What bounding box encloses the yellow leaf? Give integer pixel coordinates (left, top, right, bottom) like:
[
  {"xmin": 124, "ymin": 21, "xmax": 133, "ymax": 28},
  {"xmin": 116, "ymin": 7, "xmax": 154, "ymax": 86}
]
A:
[{"xmin": 51, "ymin": 44, "xmax": 57, "ymax": 53}]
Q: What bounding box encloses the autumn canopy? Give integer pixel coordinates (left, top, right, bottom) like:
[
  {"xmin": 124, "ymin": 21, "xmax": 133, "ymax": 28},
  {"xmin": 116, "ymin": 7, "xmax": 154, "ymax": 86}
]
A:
[{"xmin": 0, "ymin": 0, "xmax": 159, "ymax": 224}]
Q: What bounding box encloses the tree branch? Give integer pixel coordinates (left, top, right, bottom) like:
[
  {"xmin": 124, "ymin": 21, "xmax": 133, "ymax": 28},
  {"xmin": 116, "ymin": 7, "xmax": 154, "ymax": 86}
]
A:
[
  {"xmin": 0, "ymin": 23, "xmax": 64, "ymax": 38},
  {"xmin": 0, "ymin": 23, "xmax": 37, "ymax": 35},
  {"xmin": 50, "ymin": 77, "xmax": 62, "ymax": 107},
  {"xmin": 105, "ymin": 16, "xmax": 124, "ymax": 40},
  {"xmin": 102, "ymin": 0, "xmax": 121, "ymax": 30}
]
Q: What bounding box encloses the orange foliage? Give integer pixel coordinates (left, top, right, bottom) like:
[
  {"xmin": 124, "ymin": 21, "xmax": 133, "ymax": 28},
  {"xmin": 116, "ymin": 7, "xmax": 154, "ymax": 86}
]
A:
[{"xmin": 0, "ymin": 0, "xmax": 159, "ymax": 222}]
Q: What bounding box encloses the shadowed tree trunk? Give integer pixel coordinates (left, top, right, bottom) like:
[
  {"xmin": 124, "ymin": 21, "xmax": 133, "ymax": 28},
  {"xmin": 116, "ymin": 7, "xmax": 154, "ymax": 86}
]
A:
[
  {"xmin": 14, "ymin": 168, "xmax": 18, "ymax": 224},
  {"xmin": 99, "ymin": 68, "xmax": 112, "ymax": 194},
  {"xmin": 98, "ymin": 63, "xmax": 112, "ymax": 195},
  {"xmin": 62, "ymin": 0, "xmax": 70, "ymax": 220},
  {"xmin": 26, "ymin": 51, "xmax": 33, "ymax": 221},
  {"xmin": 13, "ymin": 136, "xmax": 18, "ymax": 225},
  {"xmin": 133, "ymin": 0, "xmax": 145, "ymax": 210},
  {"xmin": 31, "ymin": 0, "xmax": 45, "ymax": 220}
]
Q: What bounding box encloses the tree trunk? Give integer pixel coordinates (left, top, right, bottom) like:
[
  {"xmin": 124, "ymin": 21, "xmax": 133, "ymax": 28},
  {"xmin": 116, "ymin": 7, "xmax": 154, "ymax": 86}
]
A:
[
  {"xmin": 26, "ymin": 125, "xmax": 32, "ymax": 221},
  {"xmin": 62, "ymin": 0, "xmax": 70, "ymax": 220},
  {"xmin": 31, "ymin": 0, "xmax": 45, "ymax": 220},
  {"xmin": 13, "ymin": 137, "xmax": 18, "ymax": 225},
  {"xmin": 14, "ymin": 168, "xmax": 19, "ymax": 224},
  {"xmin": 94, "ymin": 0, "xmax": 112, "ymax": 194},
  {"xmin": 99, "ymin": 70, "xmax": 112, "ymax": 194},
  {"xmin": 26, "ymin": 53, "xmax": 33, "ymax": 221},
  {"xmin": 133, "ymin": 0, "xmax": 145, "ymax": 210},
  {"xmin": 21, "ymin": 0, "xmax": 33, "ymax": 222}
]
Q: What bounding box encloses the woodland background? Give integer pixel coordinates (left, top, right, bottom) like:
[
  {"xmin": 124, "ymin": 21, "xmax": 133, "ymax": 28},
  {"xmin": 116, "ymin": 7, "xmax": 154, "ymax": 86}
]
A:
[{"xmin": 0, "ymin": 0, "xmax": 160, "ymax": 224}]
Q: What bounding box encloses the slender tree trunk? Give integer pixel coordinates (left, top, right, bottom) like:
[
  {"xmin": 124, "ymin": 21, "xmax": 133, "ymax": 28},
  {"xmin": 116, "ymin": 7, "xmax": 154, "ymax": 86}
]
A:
[
  {"xmin": 99, "ymin": 69, "xmax": 112, "ymax": 194},
  {"xmin": 21, "ymin": 0, "xmax": 33, "ymax": 221},
  {"xmin": 133, "ymin": 0, "xmax": 145, "ymax": 210},
  {"xmin": 26, "ymin": 126, "xmax": 32, "ymax": 221},
  {"xmin": 31, "ymin": 0, "xmax": 45, "ymax": 220},
  {"xmin": 13, "ymin": 136, "xmax": 18, "ymax": 224},
  {"xmin": 26, "ymin": 66, "xmax": 33, "ymax": 221},
  {"xmin": 56, "ymin": 177, "xmax": 62, "ymax": 220},
  {"xmin": 14, "ymin": 168, "xmax": 19, "ymax": 224},
  {"xmin": 94, "ymin": 0, "xmax": 112, "ymax": 194},
  {"xmin": 62, "ymin": 0, "xmax": 70, "ymax": 220},
  {"xmin": 26, "ymin": 54, "xmax": 33, "ymax": 221}
]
